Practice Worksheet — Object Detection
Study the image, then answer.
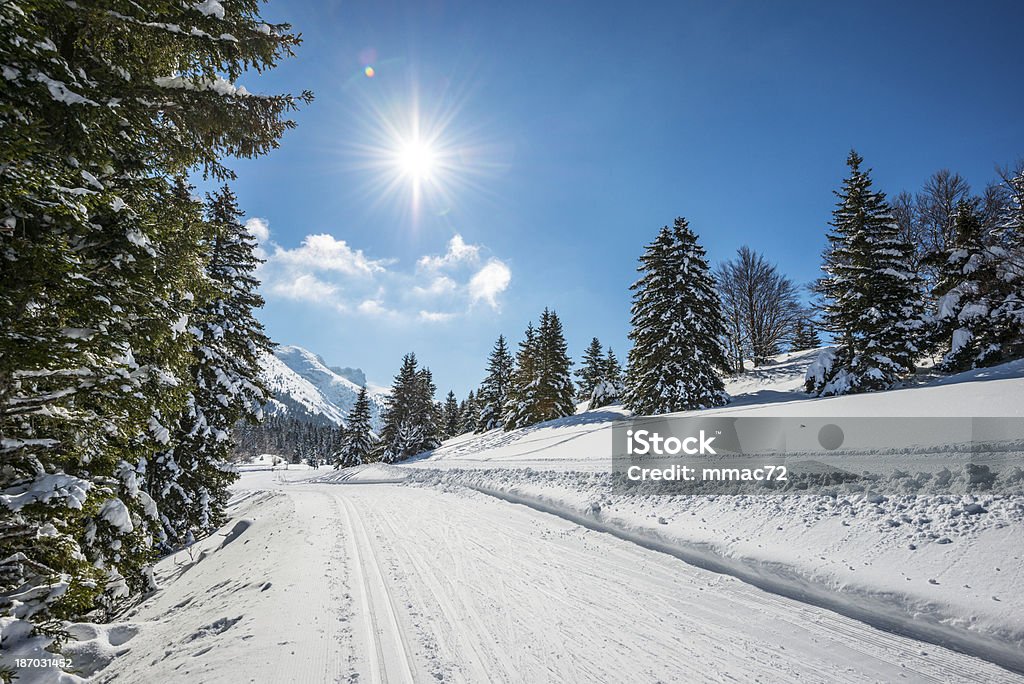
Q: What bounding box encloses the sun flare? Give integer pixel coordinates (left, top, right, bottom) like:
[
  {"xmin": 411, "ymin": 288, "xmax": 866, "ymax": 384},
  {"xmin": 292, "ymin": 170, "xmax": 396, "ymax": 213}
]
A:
[
  {"xmin": 342, "ymin": 83, "xmax": 504, "ymax": 225},
  {"xmin": 396, "ymin": 139, "xmax": 435, "ymax": 181}
]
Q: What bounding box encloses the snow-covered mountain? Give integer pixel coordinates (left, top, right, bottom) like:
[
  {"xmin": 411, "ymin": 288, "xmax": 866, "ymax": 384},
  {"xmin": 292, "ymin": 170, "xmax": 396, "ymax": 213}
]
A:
[{"xmin": 259, "ymin": 345, "xmax": 387, "ymax": 429}]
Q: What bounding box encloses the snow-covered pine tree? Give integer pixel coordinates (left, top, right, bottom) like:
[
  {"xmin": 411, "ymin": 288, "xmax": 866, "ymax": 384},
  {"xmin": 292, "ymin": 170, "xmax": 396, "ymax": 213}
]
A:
[
  {"xmin": 155, "ymin": 185, "xmax": 272, "ymax": 548},
  {"xmin": 536, "ymin": 309, "xmax": 576, "ymax": 420},
  {"xmin": 416, "ymin": 367, "xmax": 442, "ymax": 452},
  {"xmin": 0, "ymin": 170, "xmax": 201, "ymax": 623},
  {"xmin": 807, "ymin": 151, "xmax": 926, "ymax": 395},
  {"xmin": 575, "ymin": 337, "xmax": 606, "ymax": 401},
  {"xmin": 0, "ymin": 0, "xmax": 310, "ymax": 628},
  {"xmin": 990, "ymin": 170, "xmax": 1024, "ymax": 360},
  {"xmin": 589, "ymin": 347, "xmax": 626, "ymax": 409},
  {"xmin": 624, "ymin": 218, "xmax": 730, "ymax": 414},
  {"xmin": 503, "ymin": 310, "xmax": 575, "ymax": 428},
  {"xmin": 605, "ymin": 348, "xmax": 624, "ymax": 382},
  {"xmin": 335, "ymin": 386, "xmax": 376, "ymax": 468},
  {"xmin": 790, "ymin": 317, "xmax": 822, "ymax": 351},
  {"xmin": 475, "ymin": 335, "xmax": 513, "ymax": 432},
  {"xmin": 378, "ymin": 354, "xmax": 439, "ymax": 462},
  {"xmin": 441, "ymin": 390, "xmax": 461, "ymax": 439},
  {"xmin": 930, "ymin": 200, "xmax": 1003, "ymax": 371},
  {"xmin": 459, "ymin": 390, "xmax": 480, "ymax": 433},
  {"xmin": 379, "ymin": 354, "xmax": 418, "ymax": 462},
  {"xmin": 503, "ymin": 323, "xmax": 541, "ymax": 430}
]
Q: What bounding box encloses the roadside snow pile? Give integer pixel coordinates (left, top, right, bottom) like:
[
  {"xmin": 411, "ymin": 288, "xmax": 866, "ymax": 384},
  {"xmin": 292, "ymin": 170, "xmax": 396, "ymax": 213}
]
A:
[
  {"xmin": 59, "ymin": 623, "xmax": 141, "ymax": 679},
  {"xmin": 1, "ymin": 490, "xmax": 290, "ymax": 682}
]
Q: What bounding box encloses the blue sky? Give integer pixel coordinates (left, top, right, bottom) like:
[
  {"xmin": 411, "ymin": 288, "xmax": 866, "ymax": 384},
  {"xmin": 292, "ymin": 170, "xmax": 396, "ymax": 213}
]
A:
[{"xmin": 214, "ymin": 0, "xmax": 1023, "ymax": 396}]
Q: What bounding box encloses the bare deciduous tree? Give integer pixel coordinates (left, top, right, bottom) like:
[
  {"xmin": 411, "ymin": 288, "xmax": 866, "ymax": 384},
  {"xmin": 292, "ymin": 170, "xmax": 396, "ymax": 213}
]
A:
[
  {"xmin": 893, "ymin": 170, "xmax": 972, "ymax": 292},
  {"xmin": 919, "ymin": 169, "xmax": 972, "ymax": 258},
  {"xmin": 716, "ymin": 246, "xmax": 802, "ymax": 370}
]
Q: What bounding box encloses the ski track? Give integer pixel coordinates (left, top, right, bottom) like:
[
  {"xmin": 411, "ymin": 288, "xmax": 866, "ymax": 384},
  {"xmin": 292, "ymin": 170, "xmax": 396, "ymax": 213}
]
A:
[
  {"xmin": 260, "ymin": 478, "xmax": 1021, "ymax": 683},
  {"xmin": 337, "ymin": 492, "xmax": 419, "ymax": 683}
]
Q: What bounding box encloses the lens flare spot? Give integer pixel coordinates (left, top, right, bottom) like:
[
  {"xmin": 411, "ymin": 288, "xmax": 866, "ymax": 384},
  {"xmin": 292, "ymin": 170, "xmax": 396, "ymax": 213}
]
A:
[{"xmin": 364, "ymin": 66, "xmax": 375, "ymax": 78}]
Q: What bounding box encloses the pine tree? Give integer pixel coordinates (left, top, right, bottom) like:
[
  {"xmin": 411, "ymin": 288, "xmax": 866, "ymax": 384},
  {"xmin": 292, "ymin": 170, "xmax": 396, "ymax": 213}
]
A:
[
  {"xmin": 378, "ymin": 354, "xmax": 439, "ymax": 462},
  {"xmin": 605, "ymin": 348, "xmax": 624, "ymax": 382},
  {"xmin": 476, "ymin": 335, "xmax": 513, "ymax": 432},
  {"xmin": 625, "ymin": 218, "xmax": 730, "ymax": 414},
  {"xmin": 930, "ymin": 200, "xmax": 1003, "ymax": 370},
  {"xmin": 990, "ymin": 171, "xmax": 1024, "ymax": 360},
  {"xmin": 459, "ymin": 390, "xmax": 480, "ymax": 433},
  {"xmin": 335, "ymin": 387, "xmax": 375, "ymax": 468},
  {"xmin": 158, "ymin": 185, "xmax": 272, "ymax": 548},
  {"xmin": 416, "ymin": 368, "xmax": 442, "ymax": 451},
  {"xmin": 379, "ymin": 354, "xmax": 418, "ymax": 462},
  {"xmin": 536, "ymin": 309, "xmax": 576, "ymax": 420},
  {"xmin": 807, "ymin": 151, "xmax": 926, "ymax": 395},
  {"xmin": 503, "ymin": 323, "xmax": 541, "ymax": 429},
  {"xmin": 589, "ymin": 347, "xmax": 626, "ymax": 409},
  {"xmin": 503, "ymin": 310, "xmax": 575, "ymax": 428},
  {"xmin": 575, "ymin": 337, "xmax": 606, "ymax": 401},
  {"xmin": 790, "ymin": 317, "xmax": 822, "ymax": 352},
  {"xmin": 441, "ymin": 390, "xmax": 461, "ymax": 439},
  {"xmin": 0, "ymin": 0, "xmax": 311, "ymax": 629}
]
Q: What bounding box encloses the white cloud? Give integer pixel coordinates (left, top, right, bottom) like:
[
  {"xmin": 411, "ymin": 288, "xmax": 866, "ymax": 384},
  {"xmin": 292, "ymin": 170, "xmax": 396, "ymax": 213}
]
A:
[
  {"xmin": 245, "ymin": 217, "xmax": 270, "ymax": 242},
  {"xmin": 468, "ymin": 259, "xmax": 511, "ymax": 310},
  {"xmin": 413, "ymin": 275, "xmax": 457, "ymax": 298},
  {"xmin": 417, "ymin": 234, "xmax": 480, "ymax": 271},
  {"xmin": 269, "ymin": 273, "xmax": 337, "ymax": 302},
  {"xmin": 357, "ymin": 299, "xmax": 396, "ymax": 318},
  {"xmin": 273, "ymin": 234, "xmax": 387, "ymax": 276},
  {"xmin": 418, "ymin": 310, "xmax": 457, "ymax": 323},
  {"xmin": 258, "ymin": 230, "xmax": 510, "ymax": 320}
]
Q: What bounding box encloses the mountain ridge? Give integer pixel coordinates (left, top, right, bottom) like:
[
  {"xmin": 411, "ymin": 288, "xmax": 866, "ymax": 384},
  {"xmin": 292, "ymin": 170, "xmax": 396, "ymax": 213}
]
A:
[{"xmin": 259, "ymin": 344, "xmax": 387, "ymax": 429}]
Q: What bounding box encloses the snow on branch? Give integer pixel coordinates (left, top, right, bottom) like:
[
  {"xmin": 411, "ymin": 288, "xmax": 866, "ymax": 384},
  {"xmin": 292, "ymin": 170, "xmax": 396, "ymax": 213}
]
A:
[{"xmin": 154, "ymin": 74, "xmax": 251, "ymax": 97}]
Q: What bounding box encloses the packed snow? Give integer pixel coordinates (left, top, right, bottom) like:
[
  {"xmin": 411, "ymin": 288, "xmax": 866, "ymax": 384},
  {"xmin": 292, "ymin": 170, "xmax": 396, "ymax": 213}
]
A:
[{"xmin": 11, "ymin": 348, "xmax": 1024, "ymax": 682}]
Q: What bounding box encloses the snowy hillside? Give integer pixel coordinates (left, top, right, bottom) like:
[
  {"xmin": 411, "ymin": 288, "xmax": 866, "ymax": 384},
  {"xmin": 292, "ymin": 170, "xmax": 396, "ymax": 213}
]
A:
[
  {"xmin": 259, "ymin": 345, "xmax": 387, "ymax": 428},
  {"xmin": 414, "ymin": 347, "xmax": 1023, "ymax": 473}
]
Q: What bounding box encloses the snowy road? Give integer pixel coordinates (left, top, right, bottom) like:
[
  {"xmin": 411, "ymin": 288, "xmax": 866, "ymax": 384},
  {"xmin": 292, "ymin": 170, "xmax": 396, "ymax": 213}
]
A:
[
  {"xmin": 86, "ymin": 354, "xmax": 1024, "ymax": 683},
  {"xmin": 97, "ymin": 470, "xmax": 1022, "ymax": 682},
  {"xmin": 216, "ymin": 474, "xmax": 1019, "ymax": 683}
]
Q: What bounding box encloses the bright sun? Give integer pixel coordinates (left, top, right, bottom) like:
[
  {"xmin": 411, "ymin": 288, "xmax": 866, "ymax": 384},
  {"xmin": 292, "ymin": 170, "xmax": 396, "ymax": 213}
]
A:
[
  {"xmin": 347, "ymin": 90, "xmax": 493, "ymax": 223},
  {"xmin": 396, "ymin": 139, "xmax": 435, "ymax": 180}
]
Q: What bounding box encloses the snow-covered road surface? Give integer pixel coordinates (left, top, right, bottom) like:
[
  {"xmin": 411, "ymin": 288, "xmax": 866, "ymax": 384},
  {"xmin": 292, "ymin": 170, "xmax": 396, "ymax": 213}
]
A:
[{"xmin": 99, "ymin": 471, "xmax": 1023, "ymax": 683}]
